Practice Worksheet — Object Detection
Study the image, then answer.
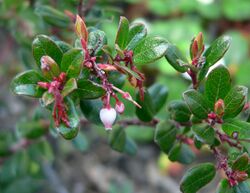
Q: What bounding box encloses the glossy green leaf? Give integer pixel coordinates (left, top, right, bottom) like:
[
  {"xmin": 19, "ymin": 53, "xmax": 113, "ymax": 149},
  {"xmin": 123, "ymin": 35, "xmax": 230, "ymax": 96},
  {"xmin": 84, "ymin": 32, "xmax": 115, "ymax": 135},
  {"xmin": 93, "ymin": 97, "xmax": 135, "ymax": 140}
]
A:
[
  {"xmin": 115, "ymin": 16, "xmax": 129, "ymax": 50},
  {"xmin": 126, "ymin": 23, "xmax": 147, "ymax": 50},
  {"xmin": 183, "ymin": 89, "xmax": 210, "ymax": 119},
  {"xmin": 232, "ymin": 153, "xmax": 249, "ymax": 171},
  {"xmin": 233, "ymin": 182, "xmax": 250, "ymax": 193},
  {"xmin": 61, "ymin": 78, "xmax": 78, "ymax": 97},
  {"xmin": 205, "ymin": 65, "xmax": 231, "ymax": 105},
  {"xmin": 148, "ymin": 83, "xmax": 168, "ymax": 113},
  {"xmin": 61, "ymin": 48, "xmax": 84, "ymax": 78},
  {"xmin": 117, "ymin": 65, "xmax": 143, "ymax": 80},
  {"xmin": 168, "ymin": 143, "xmax": 195, "ymax": 164},
  {"xmin": 154, "ymin": 121, "xmax": 177, "ymax": 154},
  {"xmin": 80, "ymin": 99, "xmax": 102, "ymax": 124},
  {"xmin": 133, "ymin": 37, "xmax": 168, "ymax": 65},
  {"xmin": 11, "ymin": 70, "xmax": 46, "ymax": 98},
  {"xmin": 192, "ymin": 125, "xmax": 215, "ymax": 145},
  {"xmin": 88, "ymin": 29, "xmax": 107, "ymax": 55},
  {"xmin": 109, "ymin": 127, "xmax": 126, "ymax": 152},
  {"xmin": 32, "ymin": 35, "xmax": 63, "ymax": 68},
  {"xmin": 194, "ymin": 136, "xmax": 203, "ymax": 150},
  {"xmin": 165, "ymin": 44, "xmax": 188, "ymax": 73},
  {"xmin": 124, "ymin": 136, "xmax": 138, "ymax": 156},
  {"xmin": 76, "ymin": 79, "xmax": 105, "ymax": 99},
  {"xmin": 222, "ymin": 119, "xmax": 250, "ymax": 140},
  {"xmin": 180, "ymin": 163, "xmax": 216, "ymax": 193},
  {"xmin": 57, "ymin": 98, "xmax": 79, "ymax": 140},
  {"xmin": 35, "ymin": 5, "xmax": 70, "ymax": 27},
  {"xmin": 198, "ymin": 35, "xmax": 231, "ymax": 81},
  {"xmin": 55, "ymin": 40, "xmax": 72, "ymax": 53},
  {"xmin": 168, "ymin": 100, "xmax": 191, "ymax": 123},
  {"xmin": 223, "ymin": 86, "xmax": 248, "ymax": 118},
  {"xmin": 108, "ymin": 71, "xmax": 126, "ymax": 88},
  {"xmin": 216, "ymin": 179, "xmax": 233, "ymax": 193},
  {"xmin": 136, "ymin": 90, "xmax": 154, "ymax": 122},
  {"xmin": 16, "ymin": 120, "xmax": 48, "ymax": 139}
]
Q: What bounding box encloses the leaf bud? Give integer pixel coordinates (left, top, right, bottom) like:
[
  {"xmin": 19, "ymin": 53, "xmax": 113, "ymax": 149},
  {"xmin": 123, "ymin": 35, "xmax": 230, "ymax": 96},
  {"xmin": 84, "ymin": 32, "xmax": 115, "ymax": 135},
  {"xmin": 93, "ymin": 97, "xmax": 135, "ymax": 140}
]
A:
[{"xmin": 40, "ymin": 56, "xmax": 60, "ymax": 79}]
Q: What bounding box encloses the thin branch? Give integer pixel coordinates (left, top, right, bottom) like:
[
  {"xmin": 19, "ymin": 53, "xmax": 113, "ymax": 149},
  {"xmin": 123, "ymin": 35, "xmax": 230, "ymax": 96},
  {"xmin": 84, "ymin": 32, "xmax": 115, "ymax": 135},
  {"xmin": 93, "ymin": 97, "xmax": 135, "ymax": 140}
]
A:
[
  {"xmin": 77, "ymin": 0, "xmax": 83, "ymax": 17},
  {"xmin": 215, "ymin": 130, "xmax": 242, "ymax": 150}
]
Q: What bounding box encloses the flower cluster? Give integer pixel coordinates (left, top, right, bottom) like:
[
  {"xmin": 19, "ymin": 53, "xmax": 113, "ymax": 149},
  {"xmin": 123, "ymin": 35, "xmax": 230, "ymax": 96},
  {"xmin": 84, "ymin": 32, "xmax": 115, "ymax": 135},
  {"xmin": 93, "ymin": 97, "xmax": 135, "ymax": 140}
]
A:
[{"xmin": 74, "ymin": 15, "xmax": 143, "ymax": 131}]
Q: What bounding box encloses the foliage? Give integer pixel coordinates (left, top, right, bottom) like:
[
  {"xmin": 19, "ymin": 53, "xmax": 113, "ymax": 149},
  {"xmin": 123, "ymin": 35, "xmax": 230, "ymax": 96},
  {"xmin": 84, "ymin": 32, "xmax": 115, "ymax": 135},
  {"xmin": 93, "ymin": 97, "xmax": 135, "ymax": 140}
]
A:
[{"xmin": 1, "ymin": 1, "xmax": 250, "ymax": 193}]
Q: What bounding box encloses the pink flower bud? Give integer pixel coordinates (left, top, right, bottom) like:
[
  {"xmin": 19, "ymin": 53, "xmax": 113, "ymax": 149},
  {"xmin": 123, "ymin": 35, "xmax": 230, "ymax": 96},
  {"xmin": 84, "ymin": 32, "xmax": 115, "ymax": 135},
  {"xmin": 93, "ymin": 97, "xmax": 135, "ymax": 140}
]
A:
[
  {"xmin": 99, "ymin": 107, "xmax": 116, "ymax": 131},
  {"xmin": 115, "ymin": 101, "xmax": 125, "ymax": 114},
  {"xmin": 214, "ymin": 99, "xmax": 225, "ymax": 118}
]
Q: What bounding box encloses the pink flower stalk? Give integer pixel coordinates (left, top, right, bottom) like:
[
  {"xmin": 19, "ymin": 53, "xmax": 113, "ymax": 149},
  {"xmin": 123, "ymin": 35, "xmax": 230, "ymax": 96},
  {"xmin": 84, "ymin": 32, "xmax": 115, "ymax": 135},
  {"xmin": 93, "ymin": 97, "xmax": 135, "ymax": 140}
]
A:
[
  {"xmin": 99, "ymin": 107, "xmax": 117, "ymax": 131},
  {"xmin": 37, "ymin": 72, "xmax": 69, "ymax": 127}
]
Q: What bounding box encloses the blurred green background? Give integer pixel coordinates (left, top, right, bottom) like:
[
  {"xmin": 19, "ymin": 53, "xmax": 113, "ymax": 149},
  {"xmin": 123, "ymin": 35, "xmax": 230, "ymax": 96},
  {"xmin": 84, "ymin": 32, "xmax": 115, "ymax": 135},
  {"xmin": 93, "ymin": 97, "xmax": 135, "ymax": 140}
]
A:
[{"xmin": 0, "ymin": 0, "xmax": 250, "ymax": 193}]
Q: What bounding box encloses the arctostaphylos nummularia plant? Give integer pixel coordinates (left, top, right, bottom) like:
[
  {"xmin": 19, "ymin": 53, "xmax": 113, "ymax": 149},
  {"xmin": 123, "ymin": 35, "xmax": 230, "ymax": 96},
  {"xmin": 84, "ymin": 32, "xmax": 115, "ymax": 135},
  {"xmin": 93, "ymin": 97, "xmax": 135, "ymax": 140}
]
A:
[{"xmin": 9, "ymin": 14, "xmax": 250, "ymax": 192}]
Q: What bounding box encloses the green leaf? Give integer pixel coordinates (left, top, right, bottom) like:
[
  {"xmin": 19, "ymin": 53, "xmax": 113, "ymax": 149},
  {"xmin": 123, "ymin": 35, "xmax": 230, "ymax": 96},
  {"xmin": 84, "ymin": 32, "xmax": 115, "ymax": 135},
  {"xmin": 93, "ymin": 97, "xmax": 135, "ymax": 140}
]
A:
[
  {"xmin": 223, "ymin": 0, "xmax": 250, "ymax": 21},
  {"xmin": 117, "ymin": 65, "xmax": 143, "ymax": 80},
  {"xmin": 183, "ymin": 89, "xmax": 210, "ymax": 119},
  {"xmin": 80, "ymin": 99, "xmax": 102, "ymax": 124},
  {"xmin": 57, "ymin": 98, "xmax": 79, "ymax": 140},
  {"xmin": 115, "ymin": 16, "xmax": 129, "ymax": 50},
  {"xmin": 11, "ymin": 70, "xmax": 46, "ymax": 98},
  {"xmin": 192, "ymin": 125, "xmax": 215, "ymax": 145},
  {"xmin": 133, "ymin": 37, "xmax": 168, "ymax": 65},
  {"xmin": 123, "ymin": 136, "xmax": 138, "ymax": 156},
  {"xmin": 40, "ymin": 78, "xmax": 77, "ymax": 106},
  {"xmin": 148, "ymin": 83, "xmax": 168, "ymax": 113},
  {"xmin": 0, "ymin": 132, "xmax": 15, "ymax": 157},
  {"xmin": 180, "ymin": 163, "xmax": 216, "ymax": 193},
  {"xmin": 168, "ymin": 143, "xmax": 195, "ymax": 164},
  {"xmin": 108, "ymin": 71, "xmax": 126, "ymax": 88},
  {"xmin": 233, "ymin": 182, "xmax": 250, "ymax": 193},
  {"xmin": 222, "ymin": 119, "xmax": 250, "ymax": 140},
  {"xmin": 216, "ymin": 179, "xmax": 233, "ymax": 193},
  {"xmin": 136, "ymin": 90, "xmax": 154, "ymax": 122},
  {"xmin": 154, "ymin": 121, "xmax": 177, "ymax": 154},
  {"xmin": 16, "ymin": 120, "xmax": 48, "ymax": 139},
  {"xmin": 205, "ymin": 65, "xmax": 231, "ymax": 105},
  {"xmin": 76, "ymin": 79, "xmax": 105, "ymax": 99},
  {"xmin": 126, "ymin": 23, "xmax": 147, "ymax": 50},
  {"xmin": 61, "ymin": 48, "xmax": 84, "ymax": 78},
  {"xmin": 55, "ymin": 40, "xmax": 72, "ymax": 53},
  {"xmin": 223, "ymin": 86, "xmax": 248, "ymax": 118},
  {"xmin": 232, "ymin": 153, "xmax": 249, "ymax": 171},
  {"xmin": 72, "ymin": 132, "xmax": 89, "ymax": 152},
  {"xmin": 88, "ymin": 29, "xmax": 107, "ymax": 55},
  {"xmin": 61, "ymin": 78, "xmax": 78, "ymax": 97},
  {"xmin": 109, "ymin": 127, "xmax": 126, "ymax": 152},
  {"xmin": 32, "ymin": 35, "xmax": 63, "ymax": 68},
  {"xmin": 126, "ymin": 125, "xmax": 154, "ymax": 142},
  {"xmin": 168, "ymin": 100, "xmax": 191, "ymax": 123},
  {"xmin": 35, "ymin": 5, "xmax": 70, "ymax": 27},
  {"xmin": 198, "ymin": 35, "xmax": 232, "ymax": 81},
  {"xmin": 165, "ymin": 44, "xmax": 188, "ymax": 73}
]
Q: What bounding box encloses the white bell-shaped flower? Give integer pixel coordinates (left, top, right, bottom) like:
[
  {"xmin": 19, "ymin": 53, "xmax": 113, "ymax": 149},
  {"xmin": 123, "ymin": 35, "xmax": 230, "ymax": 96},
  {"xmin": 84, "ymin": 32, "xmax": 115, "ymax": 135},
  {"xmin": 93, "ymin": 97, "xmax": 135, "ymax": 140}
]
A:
[{"xmin": 99, "ymin": 107, "xmax": 117, "ymax": 131}]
